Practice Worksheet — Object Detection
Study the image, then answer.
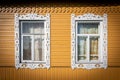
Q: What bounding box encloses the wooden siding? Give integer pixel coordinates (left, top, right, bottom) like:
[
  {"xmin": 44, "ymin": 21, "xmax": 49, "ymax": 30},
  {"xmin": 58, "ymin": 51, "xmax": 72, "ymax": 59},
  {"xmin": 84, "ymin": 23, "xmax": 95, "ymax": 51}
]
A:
[
  {"xmin": 0, "ymin": 67, "xmax": 120, "ymax": 80},
  {"xmin": 0, "ymin": 6, "xmax": 120, "ymax": 80}
]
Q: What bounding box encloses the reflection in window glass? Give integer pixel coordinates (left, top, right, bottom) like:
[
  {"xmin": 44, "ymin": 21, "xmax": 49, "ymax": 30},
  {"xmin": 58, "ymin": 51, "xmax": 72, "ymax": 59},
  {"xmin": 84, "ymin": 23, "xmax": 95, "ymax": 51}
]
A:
[
  {"xmin": 77, "ymin": 36, "xmax": 87, "ymax": 61},
  {"xmin": 90, "ymin": 37, "xmax": 99, "ymax": 61},
  {"xmin": 22, "ymin": 22, "xmax": 44, "ymax": 34},
  {"xmin": 23, "ymin": 36, "xmax": 32, "ymax": 60},
  {"xmin": 78, "ymin": 23, "xmax": 98, "ymax": 34},
  {"xmin": 34, "ymin": 35, "xmax": 44, "ymax": 61},
  {"xmin": 22, "ymin": 23, "xmax": 33, "ymax": 34},
  {"xmin": 33, "ymin": 23, "xmax": 44, "ymax": 34}
]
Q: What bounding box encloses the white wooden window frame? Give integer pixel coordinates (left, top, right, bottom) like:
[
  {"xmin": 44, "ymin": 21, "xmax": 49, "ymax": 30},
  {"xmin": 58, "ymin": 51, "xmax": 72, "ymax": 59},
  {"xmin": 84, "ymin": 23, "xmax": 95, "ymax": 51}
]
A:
[
  {"xmin": 71, "ymin": 13, "xmax": 107, "ymax": 69},
  {"xmin": 15, "ymin": 13, "xmax": 50, "ymax": 69},
  {"xmin": 21, "ymin": 21, "xmax": 46, "ymax": 63}
]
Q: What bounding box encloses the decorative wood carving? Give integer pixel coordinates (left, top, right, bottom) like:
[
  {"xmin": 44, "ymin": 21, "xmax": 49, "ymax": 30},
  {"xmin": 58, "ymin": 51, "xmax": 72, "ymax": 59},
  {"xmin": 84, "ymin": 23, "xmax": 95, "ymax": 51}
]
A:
[
  {"xmin": 0, "ymin": 6, "xmax": 120, "ymax": 13},
  {"xmin": 71, "ymin": 13, "xmax": 107, "ymax": 69},
  {"xmin": 15, "ymin": 13, "xmax": 50, "ymax": 69}
]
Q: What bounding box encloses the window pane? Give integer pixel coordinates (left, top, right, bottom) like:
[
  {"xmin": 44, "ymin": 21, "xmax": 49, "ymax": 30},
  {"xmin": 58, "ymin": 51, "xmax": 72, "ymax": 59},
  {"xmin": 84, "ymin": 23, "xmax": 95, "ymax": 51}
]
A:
[
  {"xmin": 90, "ymin": 37, "xmax": 99, "ymax": 60},
  {"xmin": 23, "ymin": 36, "xmax": 32, "ymax": 60},
  {"xmin": 78, "ymin": 23, "xmax": 98, "ymax": 34},
  {"xmin": 33, "ymin": 23, "xmax": 44, "ymax": 34},
  {"xmin": 22, "ymin": 22, "xmax": 44, "ymax": 34},
  {"xmin": 22, "ymin": 23, "xmax": 33, "ymax": 34},
  {"xmin": 77, "ymin": 36, "xmax": 87, "ymax": 61},
  {"xmin": 34, "ymin": 35, "xmax": 44, "ymax": 61}
]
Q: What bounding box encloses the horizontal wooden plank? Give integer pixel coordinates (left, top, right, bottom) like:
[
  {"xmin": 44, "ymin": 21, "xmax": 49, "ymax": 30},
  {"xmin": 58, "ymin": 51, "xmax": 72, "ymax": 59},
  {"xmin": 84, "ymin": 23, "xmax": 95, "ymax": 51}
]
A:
[
  {"xmin": 51, "ymin": 58, "xmax": 70, "ymax": 62},
  {"xmin": 108, "ymin": 44, "xmax": 120, "ymax": 48},
  {"xmin": 108, "ymin": 58, "xmax": 120, "ymax": 62},
  {"xmin": 0, "ymin": 41, "xmax": 14, "ymax": 44},
  {"xmin": 51, "ymin": 52, "xmax": 70, "ymax": 56},
  {"xmin": 109, "ymin": 32, "xmax": 120, "ymax": 36},
  {"xmin": 0, "ymin": 18, "xmax": 14, "ymax": 22},
  {"xmin": 0, "ymin": 45, "xmax": 14, "ymax": 48},
  {"xmin": 108, "ymin": 28, "xmax": 120, "ymax": 31},
  {"xmin": 51, "ymin": 30, "xmax": 70, "ymax": 35},
  {"xmin": 0, "ymin": 63, "xmax": 14, "ymax": 66},
  {"xmin": 0, "ymin": 53, "xmax": 14, "ymax": 56},
  {"xmin": 108, "ymin": 26, "xmax": 120, "ymax": 30},
  {"xmin": 0, "ymin": 48, "xmax": 14, "ymax": 52},
  {"xmin": 0, "ymin": 14, "xmax": 14, "ymax": 19},
  {"xmin": 108, "ymin": 15, "xmax": 120, "ymax": 18},
  {"xmin": 108, "ymin": 41, "xmax": 120, "ymax": 45},
  {"xmin": 51, "ymin": 42, "xmax": 71, "ymax": 46},
  {"xmin": 108, "ymin": 24, "xmax": 120, "ymax": 26},
  {"xmin": 51, "ymin": 36, "xmax": 70, "ymax": 41},
  {"xmin": 51, "ymin": 29, "xmax": 70, "ymax": 32},
  {"xmin": 51, "ymin": 14, "xmax": 70, "ymax": 18},
  {"xmin": 51, "ymin": 26, "xmax": 70, "ymax": 29},
  {"xmin": 51, "ymin": 40, "xmax": 71, "ymax": 47},
  {"xmin": 0, "ymin": 31, "xmax": 14, "ymax": 35},
  {"xmin": 108, "ymin": 62, "xmax": 120, "ymax": 66},
  {"xmin": 108, "ymin": 29, "xmax": 120, "ymax": 32},
  {"xmin": 0, "ymin": 36, "xmax": 14, "ymax": 40},
  {"xmin": 108, "ymin": 48, "xmax": 120, "ymax": 54},
  {"xmin": 51, "ymin": 23, "xmax": 70, "ymax": 25},
  {"xmin": 51, "ymin": 18, "xmax": 70, "ymax": 22},
  {"xmin": 108, "ymin": 26, "xmax": 120, "ymax": 29},
  {"xmin": 0, "ymin": 24, "xmax": 14, "ymax": 26},
  {"xmin": 108, "ymin": 35, "xmax": 120, "ymax": 37},
  {"xmin": 51, "ymin": 44, "xmax": 70, "ymax": 48},
  {"xmin": 51, "ymin": 62, "xmax": 70, "ymax": 66},
  {"xmin": 51, "ymin": 48, "xmax": 70, "ymax": 52},
  {"xmin": 0, "ymin": 25, "xmax": 14, "ymax": 30},
  {"xmin": 51, "ymin": 55, "xmax": 70, "ymax": 59},
  {"xmin": 0, "ymin": 58, "xmax": 14, "ymax": 60},
  {"xmin": 0, "ymin": 22, "xmax": 14, "ymax": 26},
  {"xmin": 109, "ymin": 55, "xmax": 120, "ymax": 59}
]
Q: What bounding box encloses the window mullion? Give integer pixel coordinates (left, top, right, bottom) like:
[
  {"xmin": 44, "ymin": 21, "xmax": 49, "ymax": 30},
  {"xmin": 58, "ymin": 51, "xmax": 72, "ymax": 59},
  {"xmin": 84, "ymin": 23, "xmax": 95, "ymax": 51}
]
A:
[
  {"xmin": 87, "ymin": 35, "xmax": 90, "ymax": 62},
  {"xmin": 32, "ymin": 35, "xmax": 34, "ymax": 62}
]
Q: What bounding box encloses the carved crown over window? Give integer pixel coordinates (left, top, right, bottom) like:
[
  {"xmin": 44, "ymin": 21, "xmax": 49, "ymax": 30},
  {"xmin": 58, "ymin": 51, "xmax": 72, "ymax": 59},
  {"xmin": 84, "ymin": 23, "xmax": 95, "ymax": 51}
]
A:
[{"xmin": 74, "ymin": 13, "xmax": 104, "ymax": 20}]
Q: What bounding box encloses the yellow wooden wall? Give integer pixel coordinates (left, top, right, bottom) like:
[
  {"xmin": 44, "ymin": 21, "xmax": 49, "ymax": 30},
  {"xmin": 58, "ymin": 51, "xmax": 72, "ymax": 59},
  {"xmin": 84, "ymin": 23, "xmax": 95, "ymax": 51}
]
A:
[{"xmin": 0, "ymin": 6, "xmax": 120, "ymax": 80}]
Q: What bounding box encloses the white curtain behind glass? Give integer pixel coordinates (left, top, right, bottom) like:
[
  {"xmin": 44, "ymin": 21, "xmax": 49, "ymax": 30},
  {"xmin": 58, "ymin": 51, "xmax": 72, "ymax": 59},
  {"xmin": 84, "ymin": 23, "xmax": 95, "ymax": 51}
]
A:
[
  {"xmin": 78, "ymin": 23, "xmax": 99, "ymax": 61},
  {"xmin": 23, "ymin": 22, "xmax": 44, "ymax": 61},
  {"xmin": 78, "ymin": 23, "xmax": 98, "ymax": 34}
]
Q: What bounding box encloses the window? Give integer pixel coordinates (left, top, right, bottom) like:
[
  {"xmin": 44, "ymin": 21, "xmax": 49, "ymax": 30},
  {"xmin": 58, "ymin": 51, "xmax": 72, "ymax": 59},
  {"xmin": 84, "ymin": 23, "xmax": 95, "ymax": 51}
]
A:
[
  {"xmin": 15, "ymin": 13, "xmax": 50, "ymax": 69},
  {"xmin": 71, "ymin": 13, "xmax": 107, "ymax": 69}
]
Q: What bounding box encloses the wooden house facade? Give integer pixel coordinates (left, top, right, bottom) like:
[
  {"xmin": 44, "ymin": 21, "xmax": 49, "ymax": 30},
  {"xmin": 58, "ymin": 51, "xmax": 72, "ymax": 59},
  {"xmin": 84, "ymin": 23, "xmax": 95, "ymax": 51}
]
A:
[{"xmin": 0, "ymin": 2, "xmax": 120, "ymax": 80}]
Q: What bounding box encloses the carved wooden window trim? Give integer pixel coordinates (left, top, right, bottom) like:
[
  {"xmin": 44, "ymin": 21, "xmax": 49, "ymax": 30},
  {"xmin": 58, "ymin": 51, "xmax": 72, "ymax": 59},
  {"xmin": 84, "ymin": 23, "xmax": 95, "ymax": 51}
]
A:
[
  {"xmin": 71, "ymin": 13, "xmax": 107, "ymax": 69},
  {"xmin": 15, "ymin": 13, "xmax": 50, "ymax": 69}
]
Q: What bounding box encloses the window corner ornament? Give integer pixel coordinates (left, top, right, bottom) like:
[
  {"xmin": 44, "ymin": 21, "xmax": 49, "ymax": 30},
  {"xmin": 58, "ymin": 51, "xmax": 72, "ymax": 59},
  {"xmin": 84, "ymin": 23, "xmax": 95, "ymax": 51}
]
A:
[
  {"xmin": 71, "ymin": 13, "xmax": 107, "ymax": 69},
  {"xmin": 15, "ymin": 13, "xmax": 50, "ymax": 69}
]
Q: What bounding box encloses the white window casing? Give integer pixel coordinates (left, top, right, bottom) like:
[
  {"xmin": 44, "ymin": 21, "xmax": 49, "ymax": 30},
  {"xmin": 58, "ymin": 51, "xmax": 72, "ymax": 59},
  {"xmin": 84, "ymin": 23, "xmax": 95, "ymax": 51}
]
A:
[
  {"xmin": 15, "ymin": 13, "xmax": 50, "ymax": 69},
  {"xmin": 71, "ymin": 13, "xmax": 107, "ymax": 69}
]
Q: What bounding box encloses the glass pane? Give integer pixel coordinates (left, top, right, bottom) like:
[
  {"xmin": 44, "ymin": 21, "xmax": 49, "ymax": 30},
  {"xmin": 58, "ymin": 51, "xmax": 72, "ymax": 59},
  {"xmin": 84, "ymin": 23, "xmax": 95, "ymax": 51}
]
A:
[
  {"xmin": 22, "ymin": 22, "xmax": 44, "ymax": 34},
  {"xmin": 23, "ymin": 36, "xmax": 32, "ymax": 60},
  {"xmin": 78, "ymin": 56, "xmax": 87, "ymax": 61},
  {"xmin": 33, "ymin": 23, "xmax": 44, "ymax": 34},
  {"xmin": 90, "ymin": 37, "xmax": 99, "ymax": 60},
  {"xmin": 22, "ymin": 23, "xmax": 33, "ymax": 34},
  {"xmin": 78, "ymin": 23, "xmax": 98, "ymax": 34},
  {"xmin": 77, "ymin": 36, "xmax": 87, "ymax": 61},
  {"xmin": 34, "ymin": 35, "xmax": 44, "ymax": 61},
  {"xmin": 90, "ymin": 56, "xmax": 98, "ymax": 60}
]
